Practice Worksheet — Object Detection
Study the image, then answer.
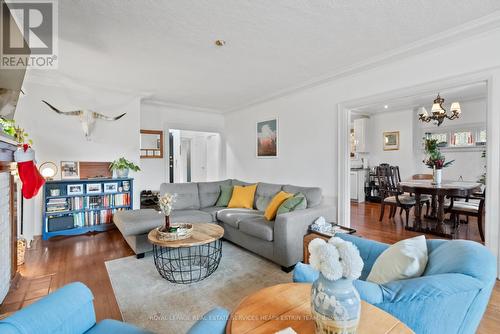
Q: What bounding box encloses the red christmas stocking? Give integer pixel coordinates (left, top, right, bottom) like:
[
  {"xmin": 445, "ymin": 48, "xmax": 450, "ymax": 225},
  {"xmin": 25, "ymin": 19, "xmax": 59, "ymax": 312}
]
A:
[{"xmin": 14, "ymin": 144, "xmax": 45, "ymax": 199}]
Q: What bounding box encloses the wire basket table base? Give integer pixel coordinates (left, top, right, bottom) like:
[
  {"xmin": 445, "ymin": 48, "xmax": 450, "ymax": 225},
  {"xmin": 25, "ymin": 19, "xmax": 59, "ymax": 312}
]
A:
[{"xmin": 152, "ymin": 239, "xmax": 222, "ymax": 284}]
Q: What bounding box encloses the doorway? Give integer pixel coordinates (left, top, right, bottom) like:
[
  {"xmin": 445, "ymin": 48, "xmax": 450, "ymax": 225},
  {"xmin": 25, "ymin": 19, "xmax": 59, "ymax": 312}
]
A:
[
  {"xmin": 168, "ymin": 129, "xmax": 221, "ymax": 183},
  {"xmin": 338, "ymin": 78, "xmax": 494, "ymax": 250}
]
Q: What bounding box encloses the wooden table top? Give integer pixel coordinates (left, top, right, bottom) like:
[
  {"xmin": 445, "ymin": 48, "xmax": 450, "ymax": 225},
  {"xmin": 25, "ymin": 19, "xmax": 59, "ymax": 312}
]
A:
[
  {"xmin": 227, "ymin": 283, "xmax": 414, "ymax": 334},
  {"xmin": 399, "ymin": 179, "xmax": 480, "ymax": 189},
  {"xmin": 148, "ymin": 223, "xmax": 224, "ymax": 248},
  {"xmin": 399, "ymin": 180, "xmax": 481, "ymax": 196}
]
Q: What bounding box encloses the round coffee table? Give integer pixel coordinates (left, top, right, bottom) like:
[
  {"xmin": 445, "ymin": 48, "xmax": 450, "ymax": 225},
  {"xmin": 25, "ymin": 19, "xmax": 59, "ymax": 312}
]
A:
[
  {"xmin": 148, "ymin": 223, "xmax": 224, "ymax": 284},
  {"xmin": 227, "ymin": 283, "xmax": 414, "ymax": 334}
]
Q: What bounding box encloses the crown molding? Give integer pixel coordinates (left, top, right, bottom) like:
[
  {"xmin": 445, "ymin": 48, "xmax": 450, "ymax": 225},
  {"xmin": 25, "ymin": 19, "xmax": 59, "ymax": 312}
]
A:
[
  {"xmin": 25, "ymin": 70, "xmax": 223, "ymax": 114},
  {"xmin": 24, "ymin": 69, "xmax": 152, "ymax": 99},
  {"xmin": 141, "ymin": 99, "xmax": 223, "ymax": 114},
  {"xmin": 224, "ymin": 10, "xmax": 500, "ymax": 114}
]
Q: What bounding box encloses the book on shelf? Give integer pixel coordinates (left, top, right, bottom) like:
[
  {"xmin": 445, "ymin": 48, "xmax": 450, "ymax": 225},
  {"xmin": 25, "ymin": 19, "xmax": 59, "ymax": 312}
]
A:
[
  {"xmin": 57, "ymin": 193, "xmax": 132, "ymax": 211},
  {"xmin": 47, "ymin": 198, "xmax": 69, "ymax": 212},
  {"xmin": 72, "ymin": 208, "xmax": 127, "ymax": 227}
]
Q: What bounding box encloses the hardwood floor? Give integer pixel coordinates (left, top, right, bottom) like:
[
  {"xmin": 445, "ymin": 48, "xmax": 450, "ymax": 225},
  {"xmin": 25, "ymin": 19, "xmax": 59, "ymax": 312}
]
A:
[
  {"xmin": 351, "ymin": 202, "xmax": 498, "ymax": 334},
  {"xmin": 0, "ymin": 202, "xmax": 498, "ymax": 333},
  {"xmin": 0, "ymin": 228, "xmax": 133, "ymax": 322}
]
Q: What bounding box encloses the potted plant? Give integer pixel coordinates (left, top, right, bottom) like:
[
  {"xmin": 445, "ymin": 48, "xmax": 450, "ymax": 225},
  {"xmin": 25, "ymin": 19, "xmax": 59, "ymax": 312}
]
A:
[
  {"xmin": 1, "ymin": 117, "xmax": 33, "ymax": 145},
  {"xmin": 308, "ymin": 237, "xmax": 364, "ymax": 333},
  {"xmin": 479, "ymin": 150, "xmax": 486, "ymax": 185},
  {"xmin": 109, "ymin": 157, "xmax": 140, "ymax": 178},
  {"xmin": 423, "ymin": 137, "xmax": 454, "ymax": 185}
]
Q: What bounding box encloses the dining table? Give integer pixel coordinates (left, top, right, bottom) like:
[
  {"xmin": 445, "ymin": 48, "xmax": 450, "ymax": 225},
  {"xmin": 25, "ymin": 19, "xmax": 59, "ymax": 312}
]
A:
[{"xmin": 398, "ymin": 179, "xmax": 482, "ymax": 238}]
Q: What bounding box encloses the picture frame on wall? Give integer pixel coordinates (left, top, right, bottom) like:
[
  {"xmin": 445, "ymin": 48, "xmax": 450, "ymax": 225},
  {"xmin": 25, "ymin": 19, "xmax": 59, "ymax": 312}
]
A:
[
  {"xmin": 256, "ymin": 118, "xmax": 278, "ymax": 158},
  {"xmin": 60, "ymin": 161, "xmax": 80, "ymax": 179},
  {"xmin": 67, "ymin": 184, "xmax": 84, "ymax": 195},
  {"xmin": 383, "ymin": 131, "xmax": 400, "ymax": 151},
  {"xmin": 86, "ymin": 183, "xmax": 102, "ymax": 194},
  {"xmin": 103, "ymin": 182, "xmax": 118, "ymax": 193}
]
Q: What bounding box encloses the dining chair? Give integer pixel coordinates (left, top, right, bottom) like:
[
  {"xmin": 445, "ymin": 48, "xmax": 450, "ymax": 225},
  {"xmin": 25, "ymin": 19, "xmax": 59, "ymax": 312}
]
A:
[
  {"xmin": 446, "ymin": 188, "xmax": 486, "ymax": 241},
  {"xmin": 377, "ymin": 165, "xmax": 430, "ymax": 224}
]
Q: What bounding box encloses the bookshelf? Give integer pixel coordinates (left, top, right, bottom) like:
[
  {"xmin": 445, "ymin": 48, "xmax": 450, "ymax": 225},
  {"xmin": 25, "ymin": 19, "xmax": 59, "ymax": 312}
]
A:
[{"xmin": 42, "ymin": 178, "xmax": 133, "ymax": 240}]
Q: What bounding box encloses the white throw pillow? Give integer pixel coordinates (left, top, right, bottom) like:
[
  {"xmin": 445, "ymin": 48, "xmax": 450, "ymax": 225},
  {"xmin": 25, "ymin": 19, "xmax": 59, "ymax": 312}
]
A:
[{"xmin": 367, "ymin": 235, "xmax": 428, "ymax": 284}]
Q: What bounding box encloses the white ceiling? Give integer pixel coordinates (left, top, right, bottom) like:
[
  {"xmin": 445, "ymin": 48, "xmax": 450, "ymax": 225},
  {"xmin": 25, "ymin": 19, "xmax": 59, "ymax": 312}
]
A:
[{"xmin": 27, "ymin": 0, "xmax": 500, "ymax": 112}]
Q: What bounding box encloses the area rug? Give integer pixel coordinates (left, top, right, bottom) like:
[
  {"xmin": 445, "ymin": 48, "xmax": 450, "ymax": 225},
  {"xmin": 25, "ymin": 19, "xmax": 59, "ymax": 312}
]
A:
[{"xmin": 105, "ymin": 241, "xmax": 292, "ymax": 333}]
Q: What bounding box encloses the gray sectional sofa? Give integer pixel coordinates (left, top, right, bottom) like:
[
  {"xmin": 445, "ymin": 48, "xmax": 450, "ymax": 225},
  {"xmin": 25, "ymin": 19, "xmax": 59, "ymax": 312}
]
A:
[{"xmin": 113, "ymin": 179, "xmax": 336, "ymax": 269}]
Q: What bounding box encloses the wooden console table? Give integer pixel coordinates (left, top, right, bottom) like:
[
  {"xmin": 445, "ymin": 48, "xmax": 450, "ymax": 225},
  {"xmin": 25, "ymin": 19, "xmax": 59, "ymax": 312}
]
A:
[{"xmin": 227, "ymin": 283, "xmax": 413, "ymax": 334}]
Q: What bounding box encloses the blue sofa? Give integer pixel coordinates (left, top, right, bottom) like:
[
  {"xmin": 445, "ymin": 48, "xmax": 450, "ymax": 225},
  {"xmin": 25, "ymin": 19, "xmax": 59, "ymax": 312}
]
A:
[
  {"xmin": 0, "ymin": 282, "xmax": 230, "ymax": 334},
  {"xmin": 0, "ymin": 282, "xmax": 153, "ymax": 334},
  {"xmin": 294, "ymin": 234, "xmax": 497, "ymax": 334}
]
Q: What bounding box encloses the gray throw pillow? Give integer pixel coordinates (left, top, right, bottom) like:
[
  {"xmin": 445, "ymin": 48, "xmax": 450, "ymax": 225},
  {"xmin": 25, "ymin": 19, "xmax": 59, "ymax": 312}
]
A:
[
  {"xmin": 277, "ymin": 192, "xmax": 307, "ymax": 215},
  {"xmin": 215, "ymin": 185, "xmax": 234, "ymax": 207}
]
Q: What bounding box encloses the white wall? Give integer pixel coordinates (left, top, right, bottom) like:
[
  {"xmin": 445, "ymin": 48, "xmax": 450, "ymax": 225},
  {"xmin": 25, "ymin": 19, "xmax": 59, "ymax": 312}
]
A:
[
  {"xmin": 14, "ymin": 77, "xmax": 141, "ymax": 239},
  {"xmin": 225, "ymin": 27, "xmax": 500, "ymax": 204},
  {"xmin": 206, "ymin": 134, "xmax": 221, "ymax": 181},
  {"xmin": 365, "ymin": 109, "xmax": 416, "ymax": 180},
  {"xmin": 140, "ymin": 101, "xmax": 225, "ymax": 190}
]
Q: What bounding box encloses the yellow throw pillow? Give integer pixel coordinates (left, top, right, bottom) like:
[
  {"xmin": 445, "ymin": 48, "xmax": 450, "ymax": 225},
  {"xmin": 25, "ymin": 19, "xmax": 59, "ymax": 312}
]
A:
[
  {"xmin": 264, "ymin": 191, "xmax": 293, "ymax": 221},
  {"xmin": 227, "ymin": 184, "xmax": 257, "ymax": 209}
]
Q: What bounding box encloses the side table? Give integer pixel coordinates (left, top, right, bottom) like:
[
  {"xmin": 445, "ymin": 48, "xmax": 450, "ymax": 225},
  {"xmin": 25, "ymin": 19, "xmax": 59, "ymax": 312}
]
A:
[
  {"xmin": 148, "ymin": 223, "xmax": 224, "ymax": 284},
  {"xmin": 227, "ymin": 283, "xmax": 414, "ymax": 334},
  {"xmin": 303, "ymin": 225, "xmax": 356, "ymax": 264}
]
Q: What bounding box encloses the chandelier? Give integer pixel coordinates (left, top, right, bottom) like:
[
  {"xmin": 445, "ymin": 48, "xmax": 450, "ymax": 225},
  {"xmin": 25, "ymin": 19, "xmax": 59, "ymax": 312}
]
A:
[{"xmin": 418, "ymin": 94, "xmax": 461, "ymax": 126}]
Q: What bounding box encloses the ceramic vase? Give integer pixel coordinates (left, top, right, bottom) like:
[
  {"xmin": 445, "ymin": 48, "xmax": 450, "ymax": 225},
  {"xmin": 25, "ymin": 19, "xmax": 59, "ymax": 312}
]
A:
[
  {"xmin": 311, "ymin": 274, "xmax": 361, "ymax": 334},
  {"xmin": 433, "ymin": 168, "xmax": 442, "ymax": 185},
  {"xmin": 116, "ymin": 168, "xmax": 129, "ymax": 178}
]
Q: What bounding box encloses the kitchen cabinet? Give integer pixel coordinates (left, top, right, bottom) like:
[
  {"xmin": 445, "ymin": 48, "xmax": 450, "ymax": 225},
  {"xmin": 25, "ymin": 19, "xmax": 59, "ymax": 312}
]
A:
[
  {"xmin": 350, "ymin": 169, "xmax": 368, "ymax": 202},
  {"xmin": 350, "ymin": 171, "xmax": 357, "ymax": 200}
]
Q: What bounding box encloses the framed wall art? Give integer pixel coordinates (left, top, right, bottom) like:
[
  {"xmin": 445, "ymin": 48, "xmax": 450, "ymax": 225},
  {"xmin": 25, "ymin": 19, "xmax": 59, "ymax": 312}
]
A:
[
  {"xmin": 383, "ymin": 131, "xmax": 400, "ymax": 151},
  {"xmin": 256, "ymin": 118, "xmax": 278, "ymax": 158}
]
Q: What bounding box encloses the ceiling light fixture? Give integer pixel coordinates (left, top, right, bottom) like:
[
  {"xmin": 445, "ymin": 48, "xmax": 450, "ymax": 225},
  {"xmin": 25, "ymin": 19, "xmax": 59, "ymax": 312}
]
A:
[
  {"xmin": 384, "ymin": 105, "xmax": 388, "ymax": 109},
  {"xmin": 418, "ymin": 94, "xmax": 461, "ymax": 126},
  {"xmin": 214, "ymin": 40, "xmax": 226, "ymax": 46}
]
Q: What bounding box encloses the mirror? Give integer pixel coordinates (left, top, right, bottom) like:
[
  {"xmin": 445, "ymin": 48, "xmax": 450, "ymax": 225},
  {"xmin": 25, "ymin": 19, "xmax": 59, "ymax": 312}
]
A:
[{"xmin": 140, "ymin": 130, "xmax": 163, "ymax": 158}]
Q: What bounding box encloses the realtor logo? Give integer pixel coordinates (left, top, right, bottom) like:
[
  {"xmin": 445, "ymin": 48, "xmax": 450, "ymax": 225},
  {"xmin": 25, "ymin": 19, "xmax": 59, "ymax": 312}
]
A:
[{"xmin": 1, "ymin": 0, "xmax": 58, "ymax": 69}]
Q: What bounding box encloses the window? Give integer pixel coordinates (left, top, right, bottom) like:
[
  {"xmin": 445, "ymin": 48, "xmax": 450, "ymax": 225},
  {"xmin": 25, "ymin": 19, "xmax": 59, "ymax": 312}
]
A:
[
  {"xmin": 477, "ymin": 130, "xmax": 487, "ymax": 144},
  {"xmin": 451, "ymin": 131, "xmax": 473, "ymax": 147},
  {"xmin": 424, "ymin": 127, "xmax": 486, "ymax": 150},
  {"xmin": 430, "ymin": 133, "xmax": 448, "ymax": 147}
]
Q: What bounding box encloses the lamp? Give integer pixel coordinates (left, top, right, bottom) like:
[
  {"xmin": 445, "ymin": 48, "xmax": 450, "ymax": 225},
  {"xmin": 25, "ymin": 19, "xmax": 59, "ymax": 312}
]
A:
[
  {"xmin": 450, "ymin": 102, "xmax": 461, "ymax": 114},
  {"xmin": 418, "ymin": 107, "xmax": 428, "ymax": 118},
  {"xmin": 39, "ymin": 161, "xmax": 58, "ymax": 180},
  {"xmin": 418, "ymin": 94, "xmax": 461, "ymax": 126}
]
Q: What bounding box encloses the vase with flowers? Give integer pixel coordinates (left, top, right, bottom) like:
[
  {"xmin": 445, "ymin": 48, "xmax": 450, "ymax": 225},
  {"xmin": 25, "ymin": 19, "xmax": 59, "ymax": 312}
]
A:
[
  {"xmin": 423, "ymin": 136, "xmax": 454, "ymax": 185},
  {"xmin": 308, "ymin": 237, "xmax": 364, "ymax": 334},
  {"xmin": 158, "ymin": 193, "xmax": 176, "ymax": 232}
]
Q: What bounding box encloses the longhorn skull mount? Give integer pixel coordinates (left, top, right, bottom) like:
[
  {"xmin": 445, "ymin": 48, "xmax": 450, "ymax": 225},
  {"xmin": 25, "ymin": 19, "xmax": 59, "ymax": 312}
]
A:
[{"xmin": 42, "ymin": 100, "xmax": 126, "ymax": 140}]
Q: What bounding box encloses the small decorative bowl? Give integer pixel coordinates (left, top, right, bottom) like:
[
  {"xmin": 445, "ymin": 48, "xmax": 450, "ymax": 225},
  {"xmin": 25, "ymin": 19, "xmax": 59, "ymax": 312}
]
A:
[{"xmin": 156, "ymin": 223, "xmax": 193, "ymax": 241}]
